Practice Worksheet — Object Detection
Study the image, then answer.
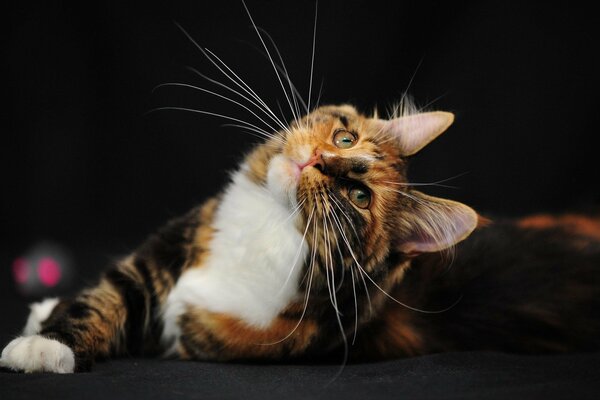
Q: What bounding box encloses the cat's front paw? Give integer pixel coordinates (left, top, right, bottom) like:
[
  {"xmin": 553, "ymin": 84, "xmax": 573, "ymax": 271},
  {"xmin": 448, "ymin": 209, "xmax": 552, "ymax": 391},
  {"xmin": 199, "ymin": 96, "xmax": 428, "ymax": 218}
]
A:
[{"xmin": 0, "ymin": 335, "xmax": 75, "ymax": 373}]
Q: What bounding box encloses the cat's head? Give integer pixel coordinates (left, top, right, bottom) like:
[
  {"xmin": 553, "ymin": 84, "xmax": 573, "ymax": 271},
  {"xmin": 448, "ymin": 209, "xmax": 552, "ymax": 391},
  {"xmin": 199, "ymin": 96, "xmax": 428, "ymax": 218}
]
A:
[{"xmin": 245, "ymin": 103, "xmax": 478, "ymax": 290}]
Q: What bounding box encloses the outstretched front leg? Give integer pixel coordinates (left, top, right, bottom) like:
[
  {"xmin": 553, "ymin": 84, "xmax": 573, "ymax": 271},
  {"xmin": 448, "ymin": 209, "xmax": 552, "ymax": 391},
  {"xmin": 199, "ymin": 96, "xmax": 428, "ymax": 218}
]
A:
[
  {"xmin": 0, "ymin": 204, "xmax": 211, "ymax": 373},
  {"xmin": 0, "ymin": 257, "xmax": 160, "ymax": 373}
]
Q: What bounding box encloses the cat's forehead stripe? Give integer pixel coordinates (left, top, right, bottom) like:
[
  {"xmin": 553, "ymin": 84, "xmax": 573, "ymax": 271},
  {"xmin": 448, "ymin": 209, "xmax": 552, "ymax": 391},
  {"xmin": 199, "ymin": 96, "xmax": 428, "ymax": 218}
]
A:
[{"xmin": 332, "ymin": 113, "xmax": 349, "ymax": 127}]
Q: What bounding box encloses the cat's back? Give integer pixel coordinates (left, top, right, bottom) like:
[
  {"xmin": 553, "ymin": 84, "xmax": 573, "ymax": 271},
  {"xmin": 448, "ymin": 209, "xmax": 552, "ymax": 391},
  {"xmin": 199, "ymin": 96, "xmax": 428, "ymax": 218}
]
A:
[{"xmin": 401, "ymin": 212, "xmax": 600, "ymax": 354}]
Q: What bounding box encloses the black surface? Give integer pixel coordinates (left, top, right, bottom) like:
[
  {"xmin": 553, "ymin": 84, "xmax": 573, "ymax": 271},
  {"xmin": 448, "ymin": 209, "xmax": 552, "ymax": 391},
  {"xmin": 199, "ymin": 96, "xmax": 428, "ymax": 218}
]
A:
[
  {"xmin": 2, "ymin": 293, "xmax": 600, "ymax": 399},
  {"xmin": 2, "ymin": 352, "xmax": 600, "ymax": 400}
]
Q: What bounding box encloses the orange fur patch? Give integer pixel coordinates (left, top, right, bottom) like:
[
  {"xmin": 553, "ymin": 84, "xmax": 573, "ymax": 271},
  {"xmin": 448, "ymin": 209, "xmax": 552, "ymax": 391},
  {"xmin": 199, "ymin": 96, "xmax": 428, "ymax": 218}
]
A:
[
  {"xmin": 180, "ymin": 307, "xmax": 318, "ymax": 360},
  {"xmin": 518, "ymin": 214, "xmax": 600, "ymax": 241}
]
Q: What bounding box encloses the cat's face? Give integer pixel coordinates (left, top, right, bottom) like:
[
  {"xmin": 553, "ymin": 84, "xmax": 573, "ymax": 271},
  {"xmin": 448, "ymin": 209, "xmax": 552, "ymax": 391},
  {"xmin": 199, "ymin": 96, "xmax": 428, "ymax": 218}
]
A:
[{"xmin": 246, "ymin": 104, "xmax": 478, "ymax": 293}]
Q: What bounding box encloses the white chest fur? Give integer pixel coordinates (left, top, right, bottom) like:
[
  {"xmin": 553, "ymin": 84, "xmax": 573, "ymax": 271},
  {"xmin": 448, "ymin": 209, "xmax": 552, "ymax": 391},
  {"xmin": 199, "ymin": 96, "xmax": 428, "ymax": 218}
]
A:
[{"xmin": 161, "ymin": 168, "xmax": 307, "ymax": 350}]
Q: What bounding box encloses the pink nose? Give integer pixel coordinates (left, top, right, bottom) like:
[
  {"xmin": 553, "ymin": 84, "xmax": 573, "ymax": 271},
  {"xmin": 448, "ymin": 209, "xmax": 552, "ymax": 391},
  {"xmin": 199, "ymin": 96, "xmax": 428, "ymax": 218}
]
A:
[{"xmin": 298, "ymin": 149, "xmax": 323, "ymax": 170}]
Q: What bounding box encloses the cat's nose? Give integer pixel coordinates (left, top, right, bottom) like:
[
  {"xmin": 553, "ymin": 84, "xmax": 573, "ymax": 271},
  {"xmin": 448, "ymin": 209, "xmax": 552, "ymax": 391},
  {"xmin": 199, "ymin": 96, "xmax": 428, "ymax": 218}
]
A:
[
  {"xmin": 298, "ymin": 149, "xmax": 324, "ymax": 171},
  {"xmin": 309, "ymin": 149, "xmax": 326, "ymax": 173}
]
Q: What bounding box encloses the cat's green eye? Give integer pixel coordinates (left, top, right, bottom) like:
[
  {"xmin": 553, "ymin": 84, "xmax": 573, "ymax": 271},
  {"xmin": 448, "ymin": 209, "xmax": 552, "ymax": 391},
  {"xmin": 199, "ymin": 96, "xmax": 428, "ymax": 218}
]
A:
[
  {"xmin": 333, "ymin": 129, "xmax": 357, "ymax": 149},
  {"xmin": 349, "ymin": 186, "xmax": 371, "ymax": 209}
]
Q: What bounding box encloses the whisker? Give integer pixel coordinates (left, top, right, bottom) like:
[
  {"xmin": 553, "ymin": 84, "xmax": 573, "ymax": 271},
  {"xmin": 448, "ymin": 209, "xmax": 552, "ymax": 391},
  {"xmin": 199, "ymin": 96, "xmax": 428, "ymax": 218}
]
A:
[
  {"xmin": 323, "ymin": 192, "xmax": 345, "ymax": 292},
  {"xmin": 203, "ymin": 49, "xmax": 292, "ymax": 135},
  {"xmin": 242, "ymin": 0, "xmax": 300, "ymax": 124},
  {"xmin": 186, "ymin": 67, "xmax": 290, "ymax": 135},
  {"xmin": 326, "ymin": 189, "xmax": 360, "ymax": 241},
  {"xmin": 173, "ymin": 22, "xmax": 290, "ymax": 135},
  {"xmin": 277, "ymin": 201, "xmax": 314, "ymax": 295},
  {"xmin": 319, "ymin": 192, "xmax": 349, "ymax": 381},
  {"xmin": 278, "ymin": 195, "xmax": 307, "ymax": 226},
  {"xmin": 220, "ymin": 124, "xmax": 283, "ymax": 145},
  {"xmin": 356, "ymin": 253, "xmax": 460, "ymax": 314},
  {"xmin": 328, "ymin": 193, "xmax": 455, "ymax": 314},
  {"xmin": 146, "ymin": 106, "xmax": 284, "ymax": 143},
  {"xmin": 307, "ymin": 0, "xmax": 318, "ymax": 113},
  {"xmin": 375, "ymin": 172, "xmax": 469, "ymax": 189},
  {"xmin": 255, "ymin": 27, "xmax": 305, "ymax": 119},
  {"xmin": 320, "ymin": 194, "xmax": 338, "ymax": 315},
  {"xmin": 154, "ymin": 82, "xmax": 280, "ymax": 134},
  {"xmin": 238, "ymin": 38, "xmax": 309, "ymax": 115},
  {"xmin": 354, "ymin": 265, "xmax": 373, "ymax": 315},
  {"xmin": 325, "ymin": 195, "xmax": 359, "ymax": 345},
  {"xmin": 259, "ymin": 204, "xmax": 318, "ymax": 345},
  {"xmin": 349, "ymin": 264, "xmax": 359, "ymax": 345}
]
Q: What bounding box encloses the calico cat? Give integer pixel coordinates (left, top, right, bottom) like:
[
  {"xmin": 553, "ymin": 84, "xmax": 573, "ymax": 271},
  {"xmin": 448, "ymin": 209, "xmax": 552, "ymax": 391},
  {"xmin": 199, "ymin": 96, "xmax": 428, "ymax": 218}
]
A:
[
  {"xmin": 2, "ymin": 101, "xmax": 600, "ymax": 373},
  {"xmin": 2, "ymin": 4, "xmax": 600, "ymax": 373}
]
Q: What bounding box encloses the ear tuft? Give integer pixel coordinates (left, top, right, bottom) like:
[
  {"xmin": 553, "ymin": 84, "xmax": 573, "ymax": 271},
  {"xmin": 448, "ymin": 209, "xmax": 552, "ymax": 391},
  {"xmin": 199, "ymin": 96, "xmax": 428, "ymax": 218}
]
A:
[
  {"xmin": 398, "ymin": 191, "xmax": 478, "ymax": 255},
  {"xmin": 377, "ymin": 111, "xmax": 455, "ymax": 156}
]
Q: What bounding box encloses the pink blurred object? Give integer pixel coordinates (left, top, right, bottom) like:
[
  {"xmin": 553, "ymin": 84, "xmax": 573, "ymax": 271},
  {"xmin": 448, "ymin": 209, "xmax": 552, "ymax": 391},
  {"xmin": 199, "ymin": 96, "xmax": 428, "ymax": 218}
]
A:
[{"xmin": 11, "ymin": 242, "xmax": 73, "ymax": 297}]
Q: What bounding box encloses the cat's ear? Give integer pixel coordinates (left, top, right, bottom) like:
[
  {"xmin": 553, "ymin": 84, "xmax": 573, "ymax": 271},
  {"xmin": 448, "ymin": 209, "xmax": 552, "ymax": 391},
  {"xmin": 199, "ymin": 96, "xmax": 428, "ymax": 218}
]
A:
[
  {"xmin": 397, "ymin": 191, "xmax": 478, "ymax": 255},
  {"xmin": 375, "ymin": 112, "xmax": 454, "ymax": 156}
]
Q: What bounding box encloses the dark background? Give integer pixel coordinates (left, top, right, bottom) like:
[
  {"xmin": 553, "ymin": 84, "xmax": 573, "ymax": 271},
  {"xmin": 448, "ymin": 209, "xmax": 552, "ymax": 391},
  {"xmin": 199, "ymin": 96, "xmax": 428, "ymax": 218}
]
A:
[{"xmin": 2, "ymin": 1, "xmax": 599, "ymax": 306}]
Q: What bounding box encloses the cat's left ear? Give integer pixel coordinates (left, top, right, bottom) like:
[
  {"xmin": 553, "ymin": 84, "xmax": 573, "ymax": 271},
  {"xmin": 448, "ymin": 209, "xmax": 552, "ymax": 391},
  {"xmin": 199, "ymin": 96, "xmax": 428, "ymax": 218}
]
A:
[
  {"xmin": 374, "ymin": 112, "xmax": 454, "ymax": 156},
  {"xmin": 396, "ymin": 191, "xmax": 478, "ymax": 255}
]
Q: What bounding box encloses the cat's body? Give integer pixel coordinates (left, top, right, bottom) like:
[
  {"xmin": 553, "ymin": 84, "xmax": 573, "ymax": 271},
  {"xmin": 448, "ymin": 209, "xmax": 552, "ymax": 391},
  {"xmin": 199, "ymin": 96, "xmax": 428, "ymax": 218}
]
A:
[{"xmin": 2, "ymin": 103, "xmax": 600, "ymax": 373}]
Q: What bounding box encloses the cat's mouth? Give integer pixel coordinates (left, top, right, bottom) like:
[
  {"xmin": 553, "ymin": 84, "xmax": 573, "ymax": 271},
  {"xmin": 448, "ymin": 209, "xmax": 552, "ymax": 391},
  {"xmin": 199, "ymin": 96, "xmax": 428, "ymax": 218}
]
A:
[{"xmin": 265, "ymin": 151, "xmax": 321, "ymax": 209}]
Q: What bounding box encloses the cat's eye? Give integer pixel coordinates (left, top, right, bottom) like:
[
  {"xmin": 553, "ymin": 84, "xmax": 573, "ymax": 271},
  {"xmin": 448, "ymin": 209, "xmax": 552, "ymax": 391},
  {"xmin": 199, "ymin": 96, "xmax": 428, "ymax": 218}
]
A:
[
  {"xmin": 348, "ymin": 186, "xmax": 371, "ymax": 209},
  {"xmin": 333, "ymin": 129, "xmax": 357, "ymax": 149}
]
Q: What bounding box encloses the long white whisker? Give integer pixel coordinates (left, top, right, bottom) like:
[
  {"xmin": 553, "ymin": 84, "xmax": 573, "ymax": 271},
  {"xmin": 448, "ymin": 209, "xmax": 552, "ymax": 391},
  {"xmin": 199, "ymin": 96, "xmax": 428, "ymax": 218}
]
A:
[
  {"xmin": 307, "ymin": 0, "xmax": 318, "ymax": 113},
  {"xmin": 324, "ymin": 193, "xmax": 345, "ymax": 292},
  {"xmin": 254, "ymin": 27, "xmax": 305, "ymax": 119},
  {"xmin": 202, "ymin": 49, "xmax": 292, "ymax": 134},
  {"xmin": 349, "ymin": 266, "xmax": 359, "ymax": 345},
  {"xmin": 328, "ymin": 194, "xmax": 454, "ymax": 314},
  {"xmin": 173, "ymin": 22, "xmax": 291, "ymax": 134},
  {"xmin": 238, "ymin": 37, "xmax": 310, "ymax": 115},
  {"xmin": 186, "ymin": 67, "xmax": 291, "ymax": 134},
  {"xmin": 278, "ymin": 196, "xmax": 307, "ymax": 226},
  {"xmin": 278, "ymin": 202, "xmax": 314, "ymax": 295},
  {"xmin": 320, "ymin": 192, "xmax": 349, "ymax": 380},
  {"xmin": 259, "ymin": 205, "xmax": 318, "ymax": 345},
  {"xmin": 321, "ymin": 194, "xmax": 338, "ymax": 315},
  {"xmin": 315, "ymin": 78, "xmax": 325, "ymax": 109},
  {"xmin": 154, "ymin": 82, "xmax": 280, "ymax": 134},
  {"xmin": 241, "ymin": 0, "xmax": 300, "ymax": 123},
  {"xmin": 219, "ymin": 124, "xmax": 283, "ymax": 145},
  {"xmin": 376, "ymin": 172, "xmax": 469, "ymax": 189},
  {"xmin": 324, "ymin": 191, "xmax": 372, "ymax": 314},
  {"xmin": 220, "ymin": 124, "xmax": 283, "ymax": 144},
  {"xmin": 326, "ymin": 189, "xmax": 360, "ymax": 241},
  {"xmin": 147, "ymin": 106, "xmax": 284, "ymax": 143},
  {"xmin": 355, "ymin": 265, "xmax": 373, "ymax": 315}
]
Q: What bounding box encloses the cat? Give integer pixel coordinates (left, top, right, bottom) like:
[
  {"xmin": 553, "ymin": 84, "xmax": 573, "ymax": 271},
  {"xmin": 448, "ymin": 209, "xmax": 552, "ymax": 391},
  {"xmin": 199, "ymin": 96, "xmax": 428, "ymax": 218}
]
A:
[
  {"xmin": 2, "ymin": 100, "xmax": 600, "ymax": 373},
  {"xmin": 3, "ymin": 4, "xmax": 600, "ymax": 374}
]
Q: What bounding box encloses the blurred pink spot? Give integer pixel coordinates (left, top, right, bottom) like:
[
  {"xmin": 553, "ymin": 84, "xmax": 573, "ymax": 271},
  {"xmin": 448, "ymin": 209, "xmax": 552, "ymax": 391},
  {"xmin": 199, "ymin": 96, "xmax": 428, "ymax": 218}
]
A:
[
  {"xmin": 12, "ymin": 258, "xmax": 29, "ymax": 284},
  {"xmin": 38, "ymin": 257, "xmax": 61, "ymax": 287}
]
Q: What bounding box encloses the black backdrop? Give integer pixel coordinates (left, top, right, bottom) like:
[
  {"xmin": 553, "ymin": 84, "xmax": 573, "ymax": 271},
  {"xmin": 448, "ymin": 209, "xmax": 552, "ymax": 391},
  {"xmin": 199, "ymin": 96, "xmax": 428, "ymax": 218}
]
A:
[{"xmin": 2, "ymin": 1, "xmax": 599, "ymax": 290}]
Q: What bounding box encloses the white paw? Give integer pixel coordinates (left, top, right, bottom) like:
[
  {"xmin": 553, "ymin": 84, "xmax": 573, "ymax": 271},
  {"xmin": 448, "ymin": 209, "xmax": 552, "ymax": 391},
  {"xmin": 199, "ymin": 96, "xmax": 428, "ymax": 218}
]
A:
[
  {"xmin": 0, "ymin": 335, "xmax": 75, "ymax": 373},
  {"xmin": 23, "ymin": 298, "xmax": 59, "ymax": 336}
]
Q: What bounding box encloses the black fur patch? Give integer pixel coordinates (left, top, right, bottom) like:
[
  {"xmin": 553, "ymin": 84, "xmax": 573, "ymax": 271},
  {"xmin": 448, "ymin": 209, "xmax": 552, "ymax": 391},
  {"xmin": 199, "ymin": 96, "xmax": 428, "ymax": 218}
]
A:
[{"xmin": 104, "ymin": 268, "xmax": 147, "ymax": 354}]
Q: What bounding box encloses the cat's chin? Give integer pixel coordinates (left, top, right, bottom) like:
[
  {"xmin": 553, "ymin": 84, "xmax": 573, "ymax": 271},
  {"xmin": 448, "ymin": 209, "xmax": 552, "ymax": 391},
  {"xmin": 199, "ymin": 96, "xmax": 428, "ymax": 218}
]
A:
[{"xmin": 265, "ymin": 154, "xmax": 302, "ymax": 209}]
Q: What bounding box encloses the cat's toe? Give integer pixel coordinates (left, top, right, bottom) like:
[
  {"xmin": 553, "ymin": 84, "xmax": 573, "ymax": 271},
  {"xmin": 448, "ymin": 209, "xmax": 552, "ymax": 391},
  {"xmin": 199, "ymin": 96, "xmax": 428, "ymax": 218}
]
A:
[{"xmin": 0, "ymin": 335, "xmax": 75, "ymax": 373}]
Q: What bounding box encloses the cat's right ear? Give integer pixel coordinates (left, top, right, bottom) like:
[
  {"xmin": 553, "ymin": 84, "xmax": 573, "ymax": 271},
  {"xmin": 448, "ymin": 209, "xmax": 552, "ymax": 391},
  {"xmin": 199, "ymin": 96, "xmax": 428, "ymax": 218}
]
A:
[{"xmin": 374, "ymin": 112, "xmax": 454, "ymax": 156}]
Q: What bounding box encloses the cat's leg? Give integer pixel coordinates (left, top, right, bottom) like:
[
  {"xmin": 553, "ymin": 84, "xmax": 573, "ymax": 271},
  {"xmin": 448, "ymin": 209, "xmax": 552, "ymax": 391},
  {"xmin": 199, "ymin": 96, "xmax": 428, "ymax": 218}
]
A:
[
  {"xmin": 22, "ymin": 297, "xmax": 60, "ymax": 336},
  {"xmin": 1, "ymin": 257, "xmax": 159, "ymax": 373}
]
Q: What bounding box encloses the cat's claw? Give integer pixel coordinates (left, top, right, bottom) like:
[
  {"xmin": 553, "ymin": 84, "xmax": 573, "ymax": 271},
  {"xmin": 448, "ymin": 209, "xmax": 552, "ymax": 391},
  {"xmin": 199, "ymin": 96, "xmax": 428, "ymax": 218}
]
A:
[{"xmin": 0, "ymin": 335, "xmax": 75, "ymax": 373}]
